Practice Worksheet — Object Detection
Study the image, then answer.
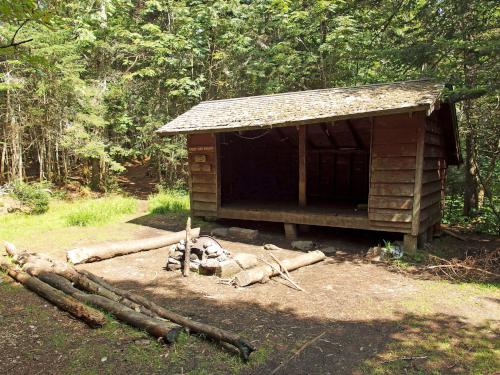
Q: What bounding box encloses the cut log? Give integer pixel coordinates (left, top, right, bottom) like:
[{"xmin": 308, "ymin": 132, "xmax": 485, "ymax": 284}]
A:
[
  {"xmin": 66, "ymin": 228, "xmax": 201, "ymax": 265},
  {"xmin": 0, "ymin": 261, "xmax": 106, "ymax": 328},
  {"xmin": 8, "ymin": 250, "xmax": 159, "ymax": 318},
  {"xmin": 233, "ymin": 250, "xmax": 326, "ymax": 287},
  {"xmin": 80, "ymin": 270, "xmax": 256, "ymax": 361},
  {"xmin": 37, "ymin": 273, "xmax": 180, "ymax": 341}
]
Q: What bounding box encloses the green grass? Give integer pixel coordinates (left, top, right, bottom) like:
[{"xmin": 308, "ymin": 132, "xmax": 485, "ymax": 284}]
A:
[
  {"xmin": 0, "ymin": 195, "xmax": 138, "ymax": 243},
  {"xmin": 361, "ymin": 316, "xmax": 500, "ymax": 374},
  {"xmin": 64, "ymin": 196, "xmax": 137, "ymax": 226},
  {"xmin": 148, "ymin": 189, "xmax": 189, "ymax": 214}
]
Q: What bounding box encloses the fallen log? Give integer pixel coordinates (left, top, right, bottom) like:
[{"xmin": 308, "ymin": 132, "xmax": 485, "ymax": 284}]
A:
[
  {"xmin": 4, "ymin": 244, "xmax": 159, "ymax": 318},
  {"xmin": 233, "ymin": 250, "xmax": 326, "ymax": 287},
  {"xmin": 0, "ymin": 261, "xmax": 106, "ymax": 328},
  {"xmin": 80, "ymin": 270, "xmax": 256, "ymax": 361},
  {"xmin": 66, "ymin": 228, "xmax": 201, "ymax": 265},
  {"xmin": 37, "ymin": 273, "xmax": 180, "ymax": 342}
]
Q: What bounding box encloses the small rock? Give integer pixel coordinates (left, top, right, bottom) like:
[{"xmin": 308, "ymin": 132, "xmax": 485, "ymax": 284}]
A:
[
  {"xmin": 101, "ymin": 357, "xmax": 107, "ymax": 362},
  {"xmin": 210, "ymin": 227, "xmax": 229, "ymax": 238},
  {"xmin": 168, "ymin": 257, "xmax": 181, "ymax": 265},
  {"xmin": 134, "ymin": 339, "xmax": 151, "ymax": 346},
  {"xmin": 189, "ymin": 262, "xmax": 200, "ymax": 272},
  {"xmin": 228, "ymin": 227, "xmax": 259, "ymax": 241},
  {"xmin": 321, "ymin": 246, "xmax": 337, "ymax": 255},
  {"xmin": 166, "ymin": 263, "xmax": 181, "ymax": 271},
  {"xmin": 291, "ymin": 240, "xmax": 315, "ymax": 251},
  {"xmin": 190, "ymin": 253, "xmax": 199, "ymax": 261},
  {"xmin": 215, "ymin": 259, "xmax": 242, "ymax": 278},
  {"xmin": 233, "ymin": 253, "xmax": 259, "ymax": 270}
]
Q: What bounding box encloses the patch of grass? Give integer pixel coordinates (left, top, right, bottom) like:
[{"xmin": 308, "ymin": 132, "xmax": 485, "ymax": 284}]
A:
[
  {"xmin": 50, "ymin": 331, "xmax": 68, "ymax": 349},
  {"xmin": 360, "ymin": 316, "xmax": 500, "ymax": 374},
  {"xmin": 148, "ymin": 189, "xmax": 189, "ymax": 214},
  {"xmin": 0, "ymin": 196, "xmax": 138, "ymax": 244},
  {"xmin": 64, "ymin": 196, "xmax": 137, "ymax": 227}
]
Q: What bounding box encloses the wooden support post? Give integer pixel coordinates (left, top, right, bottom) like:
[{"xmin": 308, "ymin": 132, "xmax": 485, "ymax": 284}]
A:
[
  {"xmin": 298, "ymin": 125, "xmax": 307, "ymax": 207},
  {"xmin": 417, "ymin": 231, "xmax": 427, "ymax": 248},
  {"xmin": 284, "ymin": 223, "xmax": 298, "ymax": 240},
  {"xmin": 426, "ymin": 225, "xmax": 434, "ymax": 242},
  {"xmin": 403, "ymin": 234, "xmax": 417, "ymax": 254}
]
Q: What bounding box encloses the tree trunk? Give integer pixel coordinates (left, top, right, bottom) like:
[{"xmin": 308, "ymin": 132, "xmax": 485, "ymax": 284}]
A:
[
  {"xmin": 66, "ymin": 228, "xmax": 200, "ymax": 265},
  {"xmin": 233, "ymin": 250, "xmax": 326, "ymax": 287},
  {"xmin": 462, "ymin": 98, "xmax": 478, "ymax": 216},
  {"xmin": 90, "ymin": 157, "xmax": 101, "ymax": 191},
  {"xmin": 0, "ymin": 261, "xmax": 106, "ymax": 328}
]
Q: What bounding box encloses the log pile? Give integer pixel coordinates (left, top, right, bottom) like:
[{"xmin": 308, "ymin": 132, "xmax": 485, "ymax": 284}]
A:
[{"xmin": 2, "ymin": 242, "xmax": 256, "ymax": 360}]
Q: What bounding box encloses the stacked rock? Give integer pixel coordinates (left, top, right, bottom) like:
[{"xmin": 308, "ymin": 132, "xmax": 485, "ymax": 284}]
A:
[{"xmin": 165, "ymin": 236, "xmax": 231, "ymax": 273}]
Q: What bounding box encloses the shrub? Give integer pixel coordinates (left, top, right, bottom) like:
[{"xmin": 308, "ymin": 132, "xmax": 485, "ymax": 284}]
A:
[
  {"xmin": 65, "ymin": 196, "xmax": 137, "ymax": 226},
  {"xmin": 10, "ymin": 182, "xmax": 51, "ymax": 214},
  {"xmin": 148, "ymin": 189, "xmax": 189, "ymax": 214}
]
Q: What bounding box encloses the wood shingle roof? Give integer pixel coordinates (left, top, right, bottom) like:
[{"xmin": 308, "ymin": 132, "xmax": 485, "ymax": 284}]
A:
[{"xmin": 157, "ymin": 80, "xmax": 444, "ymax": 135}]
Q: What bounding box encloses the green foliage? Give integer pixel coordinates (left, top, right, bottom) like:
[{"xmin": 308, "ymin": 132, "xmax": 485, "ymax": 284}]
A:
[
  {"xmin": 443, "ymin": 194, "xmax": 499, "ymax": 235},
  {"xmin": 64, "ymin": 196, "xmax": 137, "ymax": 226},
  {"xmin": 148, "ymin": 189, "xmax": 189, "ymax": 214},
  {"xmin": 10, "ymin": 182, "xmax": 50, "ymax": 214}
]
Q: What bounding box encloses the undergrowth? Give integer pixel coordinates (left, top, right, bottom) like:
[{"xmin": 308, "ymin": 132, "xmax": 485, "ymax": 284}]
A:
[
  {"xmin": 64, "ymin": 196, "xmax": 137, "ymax": 226},
  {"xmin": 148, "ymin": 189, "xmax": 189, "ymax": 214},
  {"xmin": 0, "ymin": 195, "xmax": 138, "ymax": 243}
]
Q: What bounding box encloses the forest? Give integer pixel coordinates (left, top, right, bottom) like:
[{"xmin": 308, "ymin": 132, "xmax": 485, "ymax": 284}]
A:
[{"xmin": 0, "ymin": 0, "xmax": 499, "ymax": 233}]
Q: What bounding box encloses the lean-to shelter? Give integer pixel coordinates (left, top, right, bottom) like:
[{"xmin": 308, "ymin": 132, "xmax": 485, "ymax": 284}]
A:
[{"xmin": 157, "ymin": 80, "xmax": 461, "ymax": 251}]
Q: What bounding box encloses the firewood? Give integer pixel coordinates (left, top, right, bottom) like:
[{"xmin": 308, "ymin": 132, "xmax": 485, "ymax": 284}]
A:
[
  {"xmin": 182, "ymin": 217, "xmax": 192, "ymax": 277},
  {"xmin": 37, "ymin": 273, "xmax": 180, "ymax": 342},
  {"xmin": 66, "ymin": 228, "xmax": 200, "ymax": 265},
  {"xmin": 233, "ymin": 250, "xmax": 326, "ymax": 287},
  {"xmin": 80, "ymin": 270, "xmax": 257, "ymax": 361},
  {"xmin": 6, "ymin": 247, "xmax": 159, "ymax": 318},
  {"xmin": 0, "ymin": 261, "xmax": 106, "ymax": 328}
]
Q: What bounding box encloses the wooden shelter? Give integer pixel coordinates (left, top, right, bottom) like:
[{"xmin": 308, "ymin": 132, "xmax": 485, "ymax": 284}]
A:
[{"xmin": 157, "ymin": 80, "xmax": 461, "ymax": 252}]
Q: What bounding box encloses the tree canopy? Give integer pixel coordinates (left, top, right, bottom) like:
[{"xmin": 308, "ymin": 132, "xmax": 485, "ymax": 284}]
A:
[{"xmin": 0, "ymin": 0, "xmax": 498, "ymax": 232}]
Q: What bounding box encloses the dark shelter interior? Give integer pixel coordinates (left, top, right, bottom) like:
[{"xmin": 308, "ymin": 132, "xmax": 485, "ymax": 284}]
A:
[{"xmin": 219, "ymin": 119, "xmax": 372, "ymax": 211}]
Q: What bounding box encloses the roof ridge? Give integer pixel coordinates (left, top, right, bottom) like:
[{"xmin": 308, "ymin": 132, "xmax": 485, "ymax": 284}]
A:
[{"xmin": 198, "ymin": 79, "xmax": 440, "ymax": 105}]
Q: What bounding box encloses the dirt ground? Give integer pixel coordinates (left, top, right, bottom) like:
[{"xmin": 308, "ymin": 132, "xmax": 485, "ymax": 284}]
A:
[{"xmin": 1, "ymin": 211, "xmax": 499, "ymax": 374}]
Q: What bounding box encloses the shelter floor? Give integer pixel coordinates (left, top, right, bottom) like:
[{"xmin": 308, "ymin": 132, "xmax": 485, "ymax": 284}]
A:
[{"xmin": 218, "ymin": 201, "xmax": 370, "ymax": 230}]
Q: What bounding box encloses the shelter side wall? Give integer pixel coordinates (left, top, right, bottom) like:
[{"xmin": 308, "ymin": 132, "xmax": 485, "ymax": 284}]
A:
[
  {"xmin": 368, "ymin": 113, "xmax": 426, "ymax": 233},
  {"xmin": 419, "ymin": 115, "xmax": 447, "ymax": 232},
  {"xmin": 187, "ymin": 133, "xmax": 218, "ymax": 217}
]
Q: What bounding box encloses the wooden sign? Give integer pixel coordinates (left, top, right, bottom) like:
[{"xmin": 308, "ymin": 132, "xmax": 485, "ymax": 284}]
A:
[{"xmin": 193, "ymin": 154, "xmax": 207, "ymax": 163}]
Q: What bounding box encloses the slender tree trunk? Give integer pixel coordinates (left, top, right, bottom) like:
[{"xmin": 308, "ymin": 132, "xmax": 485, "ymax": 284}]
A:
[{"xmin": 90, "ymin": 157, "xmax": 101, "ymax": 191}]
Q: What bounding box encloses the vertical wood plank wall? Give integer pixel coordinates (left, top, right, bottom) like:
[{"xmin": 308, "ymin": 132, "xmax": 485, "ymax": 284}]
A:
[
  {"xmin": 368, "ymin": 113, "xmax": 426, "ymax": 233},
  {"xmin": 187, "ymin": 133, "xmax": 218, "ymax": 217},
  {"xmin": 419, "ymin": 115, "xmax": 447, "ymax": 232}
]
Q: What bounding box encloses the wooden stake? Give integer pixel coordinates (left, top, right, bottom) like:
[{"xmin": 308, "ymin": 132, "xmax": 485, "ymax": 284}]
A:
[{"xmin": 183, "ymin": 217, "xmax": 192, "ymax": 277}]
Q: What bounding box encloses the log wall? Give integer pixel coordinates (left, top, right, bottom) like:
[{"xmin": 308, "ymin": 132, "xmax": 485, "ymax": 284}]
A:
[
  {"xmin": 187, "ymin": 133, "xmax": 218, "ymax": 217},
  {"xmin": 419, "ymin": 115, "xmax": 447, "ymax": 232},
  {"xmin": 368, "ymin": 113, "xmax": 425, "ymax": 233}
]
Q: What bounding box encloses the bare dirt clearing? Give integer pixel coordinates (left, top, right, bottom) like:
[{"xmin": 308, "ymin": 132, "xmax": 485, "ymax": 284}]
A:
[{"xmin": 1, "ymin": 211, "xmax": 499, "ymax": 374}]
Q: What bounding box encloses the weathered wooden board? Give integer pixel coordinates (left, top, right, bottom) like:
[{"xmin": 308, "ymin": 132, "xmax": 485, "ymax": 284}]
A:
[
  {"xmin": 191, "ymin": 183, "xmax": 217, "ymax": 193},
  {"xmin": 188, "ymin": 133, "xmax": 218, "ymax": 216},
  {"xmin": 370, "ymin": 183, "xmax": 414, "ymax": 196},
  {"xmin": 370, "ymin": 170, "xmax": 415, "ymax": 184},
  {"xmin": 372, "ymin": 143, "xmax": 417, "ymax": 157},
  {"xmin": 191, "ymin": 192, "xmax": 217, "ymax": 203},
  {"xmin": 369, "ymin": 196, "xmax": 413, "ymax": 209},
  {"xmin": 371, "ymin": 157, "xmax": 416, "ymax": 170}
]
